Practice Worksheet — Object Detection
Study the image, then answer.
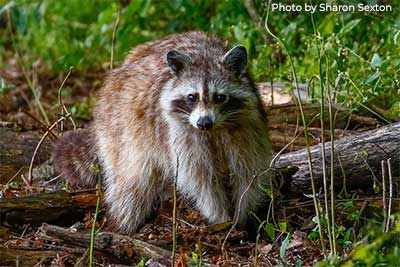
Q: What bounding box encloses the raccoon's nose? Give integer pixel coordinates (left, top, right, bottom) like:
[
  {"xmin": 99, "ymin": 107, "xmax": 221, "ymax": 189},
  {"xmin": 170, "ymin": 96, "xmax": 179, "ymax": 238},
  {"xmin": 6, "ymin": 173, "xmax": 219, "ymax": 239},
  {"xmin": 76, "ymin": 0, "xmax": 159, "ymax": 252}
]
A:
[{"xmin": 197, "ymin": 116, "xmax": 213, "ymax": 130}]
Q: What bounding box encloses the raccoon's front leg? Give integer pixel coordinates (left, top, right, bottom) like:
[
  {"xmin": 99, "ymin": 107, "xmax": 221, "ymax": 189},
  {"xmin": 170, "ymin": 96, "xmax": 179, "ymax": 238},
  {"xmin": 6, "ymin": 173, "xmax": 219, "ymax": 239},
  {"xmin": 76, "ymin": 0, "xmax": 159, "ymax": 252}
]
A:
[
  {"xmin": 104, "ymin": 173, "xmax": 161, "ymax": 234},
  {"xmin": 233, "ymin": 174, "xmax": 267, "ymax": 224},
  {"xmin": 177, "ymin": 175, "xmax": 231, "ymax": 223}
]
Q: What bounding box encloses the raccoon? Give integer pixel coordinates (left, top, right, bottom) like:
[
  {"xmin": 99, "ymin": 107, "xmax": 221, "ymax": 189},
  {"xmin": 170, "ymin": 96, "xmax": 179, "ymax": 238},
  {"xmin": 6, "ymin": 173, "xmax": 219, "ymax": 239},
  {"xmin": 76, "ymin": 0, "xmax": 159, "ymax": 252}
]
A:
[{"xmin": 53, "ymin": 31, "xmax": 273, "ymax": 233}]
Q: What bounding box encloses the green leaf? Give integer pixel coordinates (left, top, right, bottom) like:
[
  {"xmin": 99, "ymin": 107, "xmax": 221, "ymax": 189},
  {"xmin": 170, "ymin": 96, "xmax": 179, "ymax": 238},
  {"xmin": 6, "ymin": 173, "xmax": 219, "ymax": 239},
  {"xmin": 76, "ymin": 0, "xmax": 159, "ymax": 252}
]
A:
[
  {"xmin": 362, "ymin": 72, "xmax": 380, "ymax": 85},
  {"xmin": 394, "ymin": 29, "xmax": 400, "ymax": 45},
  {"xmin": 233, "ymin": 25, "xmax": 245, "ymax": 43},
  {"xmin": 0, "ymin": 78, "xmax": 15, "ymax": 95},
  {"xmin": 279, "ymin": 222, "xmax": 287, "ymax": 233},
  {"xmin": 280, "ymin": 233, "xmax": 291, "ymax": 260},
  {"xmin": 370, "ymin": 53, "xmax": 383, "ymax": 68},
  {"xmin": 318, "ymin": 13, "xmax": 335, "ymax": 36},
  {"xmin": 343, "ymin": 227, "xmax": 353, "ymax": 248},
  {"xmin": 340, "ymin": 19, "xmax": 361, "ymax": 34},
  {"xmin": 264, "ymin": 223, "xmax": 275, "ymax": 240},
  {"xmin": 137, "ymin": 257, "xmax": 146, "ymax": 267}
]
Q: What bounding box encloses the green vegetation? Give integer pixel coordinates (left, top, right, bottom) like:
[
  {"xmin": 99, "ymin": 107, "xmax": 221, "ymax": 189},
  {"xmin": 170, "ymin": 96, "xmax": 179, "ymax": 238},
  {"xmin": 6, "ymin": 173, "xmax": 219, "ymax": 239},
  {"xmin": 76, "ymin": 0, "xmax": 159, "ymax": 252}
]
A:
[{"xmin": 1, "ymin": 0, "xmax": 399, "ymax": 118}]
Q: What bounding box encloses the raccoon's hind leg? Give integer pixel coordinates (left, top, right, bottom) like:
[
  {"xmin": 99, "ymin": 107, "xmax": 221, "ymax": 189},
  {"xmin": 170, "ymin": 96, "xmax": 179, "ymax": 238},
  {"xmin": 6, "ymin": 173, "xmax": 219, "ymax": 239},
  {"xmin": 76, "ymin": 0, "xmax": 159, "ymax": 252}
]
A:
[{"xmin": 53, "ymin": 129, "xmax": 99, "ymax": 188}]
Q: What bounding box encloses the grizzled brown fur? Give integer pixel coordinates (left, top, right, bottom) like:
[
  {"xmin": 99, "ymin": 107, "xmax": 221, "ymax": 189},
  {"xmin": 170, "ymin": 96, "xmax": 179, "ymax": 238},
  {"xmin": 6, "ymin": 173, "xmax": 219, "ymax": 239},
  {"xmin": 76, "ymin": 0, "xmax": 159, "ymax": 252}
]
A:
[
  {"xmin": 53, "ymin": 129, "xmax": 98, "ymax": 188},
  {"xmin": 53, "ymin": 31, "xmax": 272, "ymax": 233}
]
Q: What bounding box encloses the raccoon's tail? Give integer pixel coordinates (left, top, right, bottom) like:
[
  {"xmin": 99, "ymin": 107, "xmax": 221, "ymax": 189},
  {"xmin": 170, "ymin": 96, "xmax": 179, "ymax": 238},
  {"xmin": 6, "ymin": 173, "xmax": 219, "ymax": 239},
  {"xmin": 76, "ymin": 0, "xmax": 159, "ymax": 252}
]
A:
[{"xmin": 52, "ymin": 129, "xmax": 99, "ymax": 188}]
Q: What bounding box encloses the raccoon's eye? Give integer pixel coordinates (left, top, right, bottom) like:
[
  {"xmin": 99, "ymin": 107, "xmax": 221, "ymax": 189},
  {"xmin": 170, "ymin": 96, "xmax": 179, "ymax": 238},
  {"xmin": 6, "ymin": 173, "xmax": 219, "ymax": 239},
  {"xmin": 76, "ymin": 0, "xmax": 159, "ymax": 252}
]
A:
[
  {"xmin": 215, "ymin": 94, "xmax": 227, "ymax": 104},
  {"xmin": 187, "ymin": 94, "xmax": 197, "ymax": 104}
]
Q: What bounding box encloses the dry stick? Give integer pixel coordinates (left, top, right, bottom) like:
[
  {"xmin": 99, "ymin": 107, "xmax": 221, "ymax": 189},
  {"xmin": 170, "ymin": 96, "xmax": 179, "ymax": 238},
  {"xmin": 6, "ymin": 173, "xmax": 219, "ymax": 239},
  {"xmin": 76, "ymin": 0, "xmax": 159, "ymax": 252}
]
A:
[
  {"xmin": 27, "ymin": 116, "xmax": 68, "ymax": 184},
  {"xmin": 5, "ymin": 167, "xmax": 24, "ymax": 186},
  {"xmin": 6, "ymin": 10, "xmax": 50, "ymax": 126},
  {"xmin": 337, "ymin": 154, "xmax": 348, "ymax": 197},
  {"xmin": 352, "ymin": 200, "xmax": 368, "ymax": 234},
  {"xmin": 161, "ymin": 215, "xmax": 197, "ymax": 229},
  {"xmin": 386, "ymin": 158, "xmax": 393, "ymax": 232},
  {"xmin": 171, "ymin": 155, "xmax": 179, "ymax": 267},
  {"xmin": 110, "ymin": 5, "xmax": 121, "ymax": 71},
  {"xmin": 361, "ymin": 157, "xmax": 380, "ymax": 190},
  {"xmin": 21, "ymin": 110, "xmax": 58, "ymax": 141},
  {"xmin": 58, "ymin": 67, "xmax": 76, "ymax": 133},
  {"xmin": 381, "ymin": 160, "xmax": 387, "ymax": 232},
  {"xmin": 265, "ymin": 0, "xmax": 326, "ymax": 255}
]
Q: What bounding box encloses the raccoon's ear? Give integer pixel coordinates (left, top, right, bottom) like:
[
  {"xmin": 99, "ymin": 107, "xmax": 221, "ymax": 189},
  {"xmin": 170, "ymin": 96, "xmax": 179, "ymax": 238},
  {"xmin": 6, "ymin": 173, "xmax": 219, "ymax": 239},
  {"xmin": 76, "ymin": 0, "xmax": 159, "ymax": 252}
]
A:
[
  {"xmin": 222, "ymin": 45, "xmax": 247, "ymax": 75},
  {"xmin": 166, "ymin": 50, "xmax": 192, "ymax": 75}
]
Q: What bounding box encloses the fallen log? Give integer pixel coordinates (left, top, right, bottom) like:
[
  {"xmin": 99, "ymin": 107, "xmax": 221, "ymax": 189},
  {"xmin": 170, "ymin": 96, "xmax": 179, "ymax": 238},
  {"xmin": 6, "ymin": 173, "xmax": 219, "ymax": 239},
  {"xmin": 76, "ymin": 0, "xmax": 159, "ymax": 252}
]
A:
[
  {"xmin": 0, "ymin": 247, "xmax": 75, "ymax": 267},
  {"xmin": 266, "ymin": 103, "xmax": 350, "ymax": 128},
  {"xmin": 0, "ymin": 190, "xmax": 97, "ymax": 226},
  {"xmin": 274, "ymin": 122, "xmax": 400, "ymax": 192},
  {"xmin": 269, "ymin": 124, "xmax": 355, "ymax": 152},
  {"xmin": 38, "ymin": 223, "xmax": 217, "ymax": 267},
  {"xmin": 0, "ymin": 127, "xmax": 52, "ymax": 184}
]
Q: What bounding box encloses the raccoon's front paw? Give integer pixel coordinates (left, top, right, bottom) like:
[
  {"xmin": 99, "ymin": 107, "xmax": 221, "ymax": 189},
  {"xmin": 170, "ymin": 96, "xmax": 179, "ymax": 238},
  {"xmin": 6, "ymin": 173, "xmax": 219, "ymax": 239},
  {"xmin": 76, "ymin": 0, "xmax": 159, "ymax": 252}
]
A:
[{"xmin": 207, "ymin": 212, "xmax": 231, "ymax": 224}]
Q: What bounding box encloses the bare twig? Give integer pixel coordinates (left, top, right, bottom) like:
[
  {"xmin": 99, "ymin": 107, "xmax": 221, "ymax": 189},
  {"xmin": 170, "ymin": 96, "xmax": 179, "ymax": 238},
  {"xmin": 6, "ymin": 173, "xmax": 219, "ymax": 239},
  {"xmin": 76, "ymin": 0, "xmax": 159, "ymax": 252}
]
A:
[
  {"xmin": 221, "ymin": 173, "xmax": 259, "ymax": 256},
  {"xmin": 337, "ymin": 154, "xmax": 348, "ymax": 197},
  {"xmin": 21, "ymin": 110, "xmax": 58, "ymax": 141},
  {"xmin": 381, "ymin": 160, "xmax": 388, "ymax": 232},
  {"xmin": 386, "ymin": 158, "xmax": 393, "ymax": 231},
  {"xmin": 58, "ymin": 67, "xmax": 76, "ymax": 133},
  {"xmin": 222, "ymin": 168, "xmax": 277, "ymax": 256},
  {"xmin": 5, "ymin": 167, "xmax": 24, "ymax": 186},
  {"xmin": 28, "ymin": 116, "xmax": 69, "ymax": 184}
]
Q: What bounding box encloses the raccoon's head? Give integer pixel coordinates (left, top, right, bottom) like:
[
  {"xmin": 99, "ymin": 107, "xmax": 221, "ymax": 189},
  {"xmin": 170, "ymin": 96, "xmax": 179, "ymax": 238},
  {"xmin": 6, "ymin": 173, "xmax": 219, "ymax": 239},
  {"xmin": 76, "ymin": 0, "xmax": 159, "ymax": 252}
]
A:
[{"xmin": 160, "ymin": 45, "xmax": 261, "ymax": 132}]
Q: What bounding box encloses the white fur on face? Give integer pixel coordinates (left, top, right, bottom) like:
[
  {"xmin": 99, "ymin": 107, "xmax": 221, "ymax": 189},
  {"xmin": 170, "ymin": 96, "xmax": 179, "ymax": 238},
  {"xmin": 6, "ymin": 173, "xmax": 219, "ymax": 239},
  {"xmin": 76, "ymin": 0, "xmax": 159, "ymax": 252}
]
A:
[
  {"xmin": 160, "ymin": 77, "xmax": 258, "ymax": 130},
  {"xmin": 189, "ymin": 108, "xmax": 216, "ymax": 129}
]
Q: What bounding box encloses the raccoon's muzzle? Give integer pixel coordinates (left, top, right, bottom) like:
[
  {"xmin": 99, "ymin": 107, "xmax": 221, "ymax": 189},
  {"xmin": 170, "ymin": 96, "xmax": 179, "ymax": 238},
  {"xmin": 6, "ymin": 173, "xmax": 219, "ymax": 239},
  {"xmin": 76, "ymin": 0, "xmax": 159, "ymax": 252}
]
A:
[{"xmin": 197, "ymin": 116, "xmax": 213, "ymax": 130}]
